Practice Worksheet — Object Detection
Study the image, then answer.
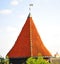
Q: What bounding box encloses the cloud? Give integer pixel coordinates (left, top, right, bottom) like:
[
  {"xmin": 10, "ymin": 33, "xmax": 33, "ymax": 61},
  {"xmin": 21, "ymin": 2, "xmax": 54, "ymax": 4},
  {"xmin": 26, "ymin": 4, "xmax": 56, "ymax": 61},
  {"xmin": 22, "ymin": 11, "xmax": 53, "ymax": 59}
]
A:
[
  {"xmin": 17, "ymin": 14, "xmax": 26, "ymax": 19},
  {"xmin": 6, "ymin": 26, "xmax": 18, "ymax": 32},
  {"xmin": 10, "ymin": 0, "xmax": 19, "ymax": 6},
  {"xmin": 0, "ymin": 9, "xmax": 12, "ymax": 15},
  {"xmin": 19, "ymin": 0, "xmax": 22, "ymax": 1},
  {"xmin": 0, "ymin": 26, "xmax": 19, "ymax": 57}
]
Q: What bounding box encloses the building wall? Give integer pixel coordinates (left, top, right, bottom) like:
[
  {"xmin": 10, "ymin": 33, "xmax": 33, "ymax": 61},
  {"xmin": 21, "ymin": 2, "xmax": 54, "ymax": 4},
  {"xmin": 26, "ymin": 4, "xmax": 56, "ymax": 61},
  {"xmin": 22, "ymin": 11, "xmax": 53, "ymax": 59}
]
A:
[{"xmin": 9, "ymin": 58, "xmax": 27, "ymax": 64}]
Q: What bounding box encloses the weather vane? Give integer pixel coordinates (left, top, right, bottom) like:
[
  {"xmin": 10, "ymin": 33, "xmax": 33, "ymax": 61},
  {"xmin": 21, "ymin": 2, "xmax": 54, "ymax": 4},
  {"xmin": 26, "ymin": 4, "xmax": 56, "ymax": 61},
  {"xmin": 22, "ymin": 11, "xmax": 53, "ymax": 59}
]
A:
[{"xmin": 29, "ymin": 4, "xmax": 33, "ymax": 13}]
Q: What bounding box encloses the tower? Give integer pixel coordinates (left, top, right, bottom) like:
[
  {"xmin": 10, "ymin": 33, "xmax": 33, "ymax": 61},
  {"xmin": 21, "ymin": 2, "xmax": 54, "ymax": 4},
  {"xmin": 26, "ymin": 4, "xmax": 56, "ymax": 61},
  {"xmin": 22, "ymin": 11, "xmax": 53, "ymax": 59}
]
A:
[{"xmin": 6, "ymin": 13, "xmax": 51, "ymax": 64}]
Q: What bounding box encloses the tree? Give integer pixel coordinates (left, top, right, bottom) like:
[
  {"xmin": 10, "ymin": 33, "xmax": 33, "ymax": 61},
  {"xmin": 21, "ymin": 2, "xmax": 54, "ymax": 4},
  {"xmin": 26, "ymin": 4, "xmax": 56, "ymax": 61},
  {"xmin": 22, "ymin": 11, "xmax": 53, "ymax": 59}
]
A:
[
  {"xmin": 4, "ymin": 56, "xmax": 9, "ymax": 64},
  {"xmin": 26, "ymin": 56, "xmax": 50, "ymax": 64}
]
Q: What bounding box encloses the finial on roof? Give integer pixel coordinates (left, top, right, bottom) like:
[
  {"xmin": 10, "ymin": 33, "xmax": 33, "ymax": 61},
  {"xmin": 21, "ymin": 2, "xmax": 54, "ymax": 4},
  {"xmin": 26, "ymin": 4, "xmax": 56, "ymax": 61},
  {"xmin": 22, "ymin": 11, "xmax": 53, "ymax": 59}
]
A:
[
  {"xmin": 29, "ymin": 4, "xmax": 33, "ymax": 13},
  {"xmin": 28, "ymin": 4, "xmax": 33, "ymax": 17},
  {"xmin": 28, "ymin": 13, "xmax": 32, "ymax": 17}
]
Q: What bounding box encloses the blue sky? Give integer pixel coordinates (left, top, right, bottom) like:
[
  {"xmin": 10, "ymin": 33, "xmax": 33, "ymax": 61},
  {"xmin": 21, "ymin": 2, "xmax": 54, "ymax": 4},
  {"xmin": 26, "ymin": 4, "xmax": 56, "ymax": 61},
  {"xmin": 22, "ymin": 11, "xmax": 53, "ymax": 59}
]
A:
[{"xmin": 0, "ymin": 0, "xmax": 60, "ymax": 57}]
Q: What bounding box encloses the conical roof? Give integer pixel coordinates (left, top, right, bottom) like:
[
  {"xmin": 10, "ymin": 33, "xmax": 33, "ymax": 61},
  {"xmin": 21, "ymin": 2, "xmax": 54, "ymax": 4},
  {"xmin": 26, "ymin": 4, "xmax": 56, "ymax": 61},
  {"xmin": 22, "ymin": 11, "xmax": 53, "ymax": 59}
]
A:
[{"xmin": 7, "ymin": 13, "xmax": 51, "ymax": 58}]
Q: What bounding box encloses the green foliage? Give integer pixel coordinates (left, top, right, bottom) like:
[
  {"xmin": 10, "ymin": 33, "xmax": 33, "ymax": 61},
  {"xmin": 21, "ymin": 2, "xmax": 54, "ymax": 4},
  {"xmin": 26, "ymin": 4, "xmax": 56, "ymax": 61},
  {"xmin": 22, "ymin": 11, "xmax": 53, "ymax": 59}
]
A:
[
  {"xmin": 5, "ymin": 56, "xmax": 9, "ymax": 64},
  {"xmin": 4, "ymin": 56, "xmax": 9, "ymax": 64},
  {"xmin": 26, "ymin": 56, "xmax": 50, "ymax": 64}
]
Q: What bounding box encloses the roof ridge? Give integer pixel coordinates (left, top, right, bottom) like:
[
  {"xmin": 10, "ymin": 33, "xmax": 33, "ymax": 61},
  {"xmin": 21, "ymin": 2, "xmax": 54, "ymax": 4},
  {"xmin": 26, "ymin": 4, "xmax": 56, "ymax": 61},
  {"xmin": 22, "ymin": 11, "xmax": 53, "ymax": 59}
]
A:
[{"xmin": 30, "ymin": 16, "xmax": 33, "ymax": 56}]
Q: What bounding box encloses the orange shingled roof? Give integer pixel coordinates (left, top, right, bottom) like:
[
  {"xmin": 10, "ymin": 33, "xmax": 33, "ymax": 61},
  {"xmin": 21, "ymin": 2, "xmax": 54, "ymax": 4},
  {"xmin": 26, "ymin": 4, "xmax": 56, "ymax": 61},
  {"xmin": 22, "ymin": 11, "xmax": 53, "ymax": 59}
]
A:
[{"xmin": 7, "ymin": 13, "xmax": 51, "ymax": 58}]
